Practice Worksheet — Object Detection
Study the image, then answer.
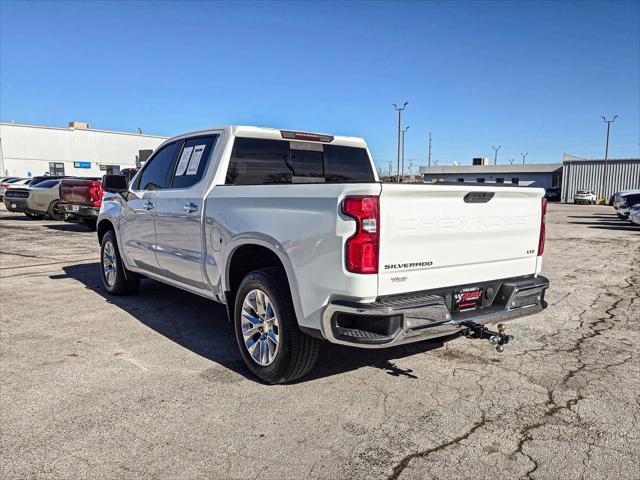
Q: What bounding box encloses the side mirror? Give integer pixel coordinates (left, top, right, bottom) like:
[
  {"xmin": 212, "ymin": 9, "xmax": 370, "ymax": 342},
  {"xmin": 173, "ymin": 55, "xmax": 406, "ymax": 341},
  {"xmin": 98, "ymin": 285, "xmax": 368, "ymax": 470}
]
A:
[{"xmin": 102, "ymin": 174, "xmax": 128, "ymax": 193}]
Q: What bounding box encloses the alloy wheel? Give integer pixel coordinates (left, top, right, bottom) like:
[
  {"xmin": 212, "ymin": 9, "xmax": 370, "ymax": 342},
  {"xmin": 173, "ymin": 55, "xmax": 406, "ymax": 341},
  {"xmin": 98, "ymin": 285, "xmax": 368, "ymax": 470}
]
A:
[
  {"xmin": 241, "ymin": 289, "xmax": 280, "ymax": 366},
  {"xmin": 102, "ymin": 241, "xmax": 117, "ymax": 287}
]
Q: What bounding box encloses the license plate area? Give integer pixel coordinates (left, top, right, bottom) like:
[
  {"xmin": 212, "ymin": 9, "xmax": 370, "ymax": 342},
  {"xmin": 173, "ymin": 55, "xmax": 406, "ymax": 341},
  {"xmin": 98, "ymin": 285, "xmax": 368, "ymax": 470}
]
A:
[{"xmin": 453, "ymin": 287, "xmax": 483, "ymax": 312}]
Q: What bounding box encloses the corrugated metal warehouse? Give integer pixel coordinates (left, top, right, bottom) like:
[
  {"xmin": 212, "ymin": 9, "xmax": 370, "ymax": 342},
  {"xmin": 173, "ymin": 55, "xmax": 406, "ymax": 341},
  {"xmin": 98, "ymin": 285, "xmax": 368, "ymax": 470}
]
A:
[
  {"xmin": 561, "ymin": 155, "xmax": 640, "ymax": 202},
  {"xmin": 0, "ymin": 121, "xmax": 167, "ymax": 178}
]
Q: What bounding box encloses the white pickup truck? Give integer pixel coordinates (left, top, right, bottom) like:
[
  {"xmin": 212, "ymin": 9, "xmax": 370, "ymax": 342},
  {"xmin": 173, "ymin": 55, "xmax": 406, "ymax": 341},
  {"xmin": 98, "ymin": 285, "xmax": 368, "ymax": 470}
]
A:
[{"xmin": 98, "ymin": 126, "xmax": 549, "ymax": 383}]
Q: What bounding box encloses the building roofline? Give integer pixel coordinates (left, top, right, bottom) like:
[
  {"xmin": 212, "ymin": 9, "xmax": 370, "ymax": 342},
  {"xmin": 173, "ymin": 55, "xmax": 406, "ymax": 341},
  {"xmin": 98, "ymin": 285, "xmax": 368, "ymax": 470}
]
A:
[{"xmin": 0, "ymin": 122, "xmax": 168, "ymax": 139}]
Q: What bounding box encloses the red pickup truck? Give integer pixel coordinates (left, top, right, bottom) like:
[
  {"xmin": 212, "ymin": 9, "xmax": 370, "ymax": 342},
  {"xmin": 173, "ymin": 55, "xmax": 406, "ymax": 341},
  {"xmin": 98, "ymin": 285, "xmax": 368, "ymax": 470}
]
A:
[
  {"xmin": 58, "ymin": 178, "xmax": 103, "ymax": 229},
  {"xmin": 59, "ymin": 169, "xmax": 138, "ymax": 229}
]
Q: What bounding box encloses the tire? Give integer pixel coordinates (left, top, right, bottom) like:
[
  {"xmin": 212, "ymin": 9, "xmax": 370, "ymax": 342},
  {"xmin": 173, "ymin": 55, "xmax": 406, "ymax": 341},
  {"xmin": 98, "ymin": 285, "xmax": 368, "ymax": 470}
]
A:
[
  {"xmin": 233, "ymin": 267, "xmax": 320, "ymax": 384},
  {"xmin": 25, "ymin": 211, "xmax": 45, "ymax": 220},
  {"xmin": 100, "ymin": 230, "xmax": 140, "ymax": 295},
  {"xmin": 47, "ymin": 200, "xmax": 64, "ymax": 221},
  {"xmin": 81, "ymin": 218, "xmax": 97, "ymax": 230}
]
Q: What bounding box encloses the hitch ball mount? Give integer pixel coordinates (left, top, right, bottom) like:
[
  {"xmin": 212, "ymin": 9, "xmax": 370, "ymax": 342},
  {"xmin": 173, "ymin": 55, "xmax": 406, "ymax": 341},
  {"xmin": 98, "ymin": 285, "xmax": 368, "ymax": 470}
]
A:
[{"xmin": 463, "ymin": 322, "xmax": 514, "ymax": 353}]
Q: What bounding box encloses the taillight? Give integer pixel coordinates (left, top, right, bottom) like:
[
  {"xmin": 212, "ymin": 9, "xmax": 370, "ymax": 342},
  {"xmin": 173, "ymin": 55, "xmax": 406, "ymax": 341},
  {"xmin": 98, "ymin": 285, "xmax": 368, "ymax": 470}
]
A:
[
  {"xmin": 342, "ymin": 196, "xmax": 379, "ymax": 274},
  {"xmin": 538, "ymin": 197, "xmax": 547, "ymax": 256},
  {"xmin": 88, "ymin": 181, "xmax": 103, "ymax": 206}
]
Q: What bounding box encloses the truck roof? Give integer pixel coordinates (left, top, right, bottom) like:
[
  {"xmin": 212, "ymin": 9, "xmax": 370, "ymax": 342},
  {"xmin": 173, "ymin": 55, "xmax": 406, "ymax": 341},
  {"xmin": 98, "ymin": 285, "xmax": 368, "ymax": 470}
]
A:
[{"xmin": 164, "ymin": 125, "xmax": 368, "ymax": 149}]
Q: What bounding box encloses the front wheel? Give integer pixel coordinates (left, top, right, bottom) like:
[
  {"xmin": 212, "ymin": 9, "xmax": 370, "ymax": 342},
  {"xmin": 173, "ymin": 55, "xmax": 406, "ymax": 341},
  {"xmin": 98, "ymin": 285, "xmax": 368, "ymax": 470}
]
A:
[
  {"xmin": 100, "ymin": 230, "xmax": 140, "ymax": 295},
  {"xmin": 233, "ymin": 268, "xmax": 320, "ymax": 384}
]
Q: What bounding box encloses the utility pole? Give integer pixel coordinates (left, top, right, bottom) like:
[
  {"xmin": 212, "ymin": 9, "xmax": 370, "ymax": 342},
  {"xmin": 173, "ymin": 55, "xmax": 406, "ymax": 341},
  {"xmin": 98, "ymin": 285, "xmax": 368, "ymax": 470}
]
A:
[
  {"xmin": 520, "ymin": 152, "xmax": 528, "ymax": 164},
  {"xmin": 492, "ymin": 145, "xmax": 501, "ymax": 165},
  {"xmin": 401, "ymin": 126, "xmax": 410, "ymax": 181},
  {"xmin": 393, "ymin": 102, "xmax": 408, "ymax": 182},
  {"xmin": 427, "ymin": 132, "xmax": 432, "ymax": 167},
  {"xmin": 600, "ymin": 115, "xmax": 618, "ymax": 202}
]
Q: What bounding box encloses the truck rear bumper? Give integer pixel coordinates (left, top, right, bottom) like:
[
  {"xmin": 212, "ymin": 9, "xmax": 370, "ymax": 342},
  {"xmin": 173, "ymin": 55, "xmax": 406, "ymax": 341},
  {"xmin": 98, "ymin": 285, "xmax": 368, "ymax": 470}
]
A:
[
  {"xmin": 59, "ymin": 203, "xmax": 100, "ymax": 218},
  {"xmin": 321, "ymin": 275, "xmax": 549, "ymax": 348}
]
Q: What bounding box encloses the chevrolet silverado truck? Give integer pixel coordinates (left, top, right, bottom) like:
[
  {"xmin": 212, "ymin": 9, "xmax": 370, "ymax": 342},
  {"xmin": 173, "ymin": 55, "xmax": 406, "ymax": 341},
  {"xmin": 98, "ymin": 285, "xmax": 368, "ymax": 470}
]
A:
[{"xmin": 97, "ymin": 126, "xmax": 550, "ymax": 383}]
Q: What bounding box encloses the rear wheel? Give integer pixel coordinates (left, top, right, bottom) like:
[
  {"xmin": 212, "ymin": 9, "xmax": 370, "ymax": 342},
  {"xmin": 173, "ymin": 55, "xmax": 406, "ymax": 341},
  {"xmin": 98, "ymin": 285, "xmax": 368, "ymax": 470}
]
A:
[
  {"xmin": 100, "ymin": 230, "xmax": 140, "ymax": 295},
  {"xmin": 25, "ymin": 211, "xmax": 45, "ymax": 220},
  {"xmin": 47, "ymin": 200, "xmax": 64, "ymax": 221},
  {"xmin": 233, "ymin": 268, "xmax": 320, "ymax": 384}
]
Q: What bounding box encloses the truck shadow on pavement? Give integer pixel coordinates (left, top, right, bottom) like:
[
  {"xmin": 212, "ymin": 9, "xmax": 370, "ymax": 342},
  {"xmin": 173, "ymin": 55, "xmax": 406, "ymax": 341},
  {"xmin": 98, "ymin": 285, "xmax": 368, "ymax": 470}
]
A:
[{"xmin": 53, "ymin": 263, "xmax": 448, "ymax": 383}]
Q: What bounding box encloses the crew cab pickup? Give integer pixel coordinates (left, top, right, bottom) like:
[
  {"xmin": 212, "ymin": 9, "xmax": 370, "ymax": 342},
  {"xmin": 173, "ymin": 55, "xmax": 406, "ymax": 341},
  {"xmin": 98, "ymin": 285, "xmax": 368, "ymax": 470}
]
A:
[{"xmin": 97, "ymin": 126, "xmax": 549, "ymax": 383}]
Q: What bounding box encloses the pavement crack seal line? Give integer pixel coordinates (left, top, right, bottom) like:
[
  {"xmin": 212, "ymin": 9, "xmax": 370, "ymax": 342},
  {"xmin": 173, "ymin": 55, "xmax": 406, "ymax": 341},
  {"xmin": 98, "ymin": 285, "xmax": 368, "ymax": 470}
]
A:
[
  {"xmin": 387, "ymin": 413, "xmax": 487, "ymax": 480},
  {"xmin": 0, "ymin": 249, "xmax": 60, "ymax": 261},
  {"xmin": 386, "ymin": 268, "xmax": 638, "ymax": 480},
  {"xmin": 510, "ymin": 270, "xmax": 638, "ymax": 480},
  {"xmin": 0, "ymin": 257, "xmax": 98, "ymax": 271}
]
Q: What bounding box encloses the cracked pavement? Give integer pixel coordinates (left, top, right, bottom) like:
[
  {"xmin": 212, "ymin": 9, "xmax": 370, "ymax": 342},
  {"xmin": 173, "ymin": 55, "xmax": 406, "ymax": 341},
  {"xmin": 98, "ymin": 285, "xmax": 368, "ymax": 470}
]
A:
[{"xmin": 1, "ymin": 203, "xmax": 638, "ymax": 479}]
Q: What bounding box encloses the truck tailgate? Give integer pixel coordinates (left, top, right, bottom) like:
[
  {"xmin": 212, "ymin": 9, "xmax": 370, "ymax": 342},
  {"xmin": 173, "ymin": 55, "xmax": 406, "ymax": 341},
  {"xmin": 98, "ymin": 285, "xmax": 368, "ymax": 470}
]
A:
[
  {"xmin": 378, "ymin": 184, "xmax": 544, "ymax": 296},
  {"xmin": 59, "ymin": 179, "xmax": 99, "ymax": 206}
]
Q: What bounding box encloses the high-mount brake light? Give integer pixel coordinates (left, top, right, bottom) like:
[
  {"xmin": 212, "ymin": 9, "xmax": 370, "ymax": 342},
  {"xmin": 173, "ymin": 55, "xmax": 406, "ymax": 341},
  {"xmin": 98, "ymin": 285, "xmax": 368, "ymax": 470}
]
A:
[
  {"xmin": 538, "ymin": 197, "xmax": 547, "ymax": 256},
  {"xmin": 342, "ymin": 196, "xmax": 379, "ymax": 274},
  {"xmin": 280, "ymin": 130, "xmax": 334, "ymax": 143}
]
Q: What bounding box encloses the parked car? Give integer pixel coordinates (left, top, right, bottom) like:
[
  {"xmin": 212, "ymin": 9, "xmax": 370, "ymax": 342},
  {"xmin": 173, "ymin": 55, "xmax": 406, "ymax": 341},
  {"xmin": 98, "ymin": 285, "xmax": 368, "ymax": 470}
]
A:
[
  {"xmin": 544, "ymin": 187, "xmax": 561, "ymax": 202},
  {"xmin": 615, "ymin": 193, "xmax": 640, "ymax": 220},
  {"xmin": 3, "ymin": 179, "xmax": 65, "ymax": 220},
  {"xmin": 628, "ymin": 204, "xmax": 640, "ymax": 226},
  {"xmin": 0, "ymin": 178, "xmax": 30, "ymax": 200},
  {"xmin": 58, "ymin": 177, "xmax": 103, "ymax": 229},
  {"xmin": 574, "ymin": 189, "xmax": 597, "ymax": 204},
  {"xmin": 96, "ymin": 126, "xmax": 550, "ymax": 384},
  {"xmin": 613, "ymin": 189, "xmax": 640, "ymax": 210}
]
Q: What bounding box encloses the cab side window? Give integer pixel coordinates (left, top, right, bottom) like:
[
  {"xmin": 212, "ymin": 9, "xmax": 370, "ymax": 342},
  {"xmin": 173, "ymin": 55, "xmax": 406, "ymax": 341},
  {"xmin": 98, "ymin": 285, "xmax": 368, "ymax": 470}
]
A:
[{"xmin": 135, "ymin": 142, "xmax": 180, "ymax": 191}]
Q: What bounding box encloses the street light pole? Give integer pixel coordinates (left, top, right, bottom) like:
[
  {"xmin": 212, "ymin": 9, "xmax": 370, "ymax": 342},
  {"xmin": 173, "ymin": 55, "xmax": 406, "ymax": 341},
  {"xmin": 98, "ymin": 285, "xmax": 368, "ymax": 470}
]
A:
[
  {"xmin": 427, "ymin": 132, "xmax": 432, "ymax": 167},
  {"xmin": 401, "ymin": 126, "xmax": 410, "ymax": 182},
  {"xmin": 492, "ymin": 145, "xmax": 501, "ymax": 165},
  {"xmin": 600, "ymin": 115, "xmax": 618, "ymax": 201},
  {"xmin": 520, "ymin": 152, "xmax": 528, "ymax": 164},
  {"xmin": 393, "ymin": 102, "xmax": 408, "ymax": 182}
]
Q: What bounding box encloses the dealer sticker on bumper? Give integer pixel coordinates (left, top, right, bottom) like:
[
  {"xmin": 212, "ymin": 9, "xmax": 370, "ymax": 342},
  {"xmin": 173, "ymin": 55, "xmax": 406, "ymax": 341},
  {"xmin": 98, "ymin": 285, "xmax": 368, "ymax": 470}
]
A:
[{"xmin": 454, "ymin": 287, "xmax": 483, "ymax": 312}]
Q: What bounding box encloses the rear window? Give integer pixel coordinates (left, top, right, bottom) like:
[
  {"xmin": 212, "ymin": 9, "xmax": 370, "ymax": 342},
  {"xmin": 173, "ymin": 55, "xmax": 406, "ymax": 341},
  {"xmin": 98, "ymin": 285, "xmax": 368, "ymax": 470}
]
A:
[
  {"xmin": 33, "ymin": 180, "xmax": 59, "ymax": 188},
  {"xmin": 225, "ymin": 137, "xmax": 375, "ymax": 185}
]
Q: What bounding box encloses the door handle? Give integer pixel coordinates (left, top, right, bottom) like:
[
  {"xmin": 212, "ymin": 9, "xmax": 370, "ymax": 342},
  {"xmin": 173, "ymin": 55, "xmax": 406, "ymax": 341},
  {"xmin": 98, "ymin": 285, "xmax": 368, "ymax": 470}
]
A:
[
  {"xmin": 143, "ymin": 201, "xmax": 154, "ymax": 211},
  {"xmin": 183, "ymin": 202, "xmax": 199, "ymax": 214}
]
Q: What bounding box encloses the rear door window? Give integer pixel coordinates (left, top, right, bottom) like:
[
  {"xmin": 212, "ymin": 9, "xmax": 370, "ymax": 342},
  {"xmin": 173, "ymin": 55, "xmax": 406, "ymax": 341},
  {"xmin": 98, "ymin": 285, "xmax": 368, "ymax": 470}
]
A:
[
  {"xmin": 226, "ymin": 138, "xmax": 375, "ymax": 185},
  {"xmin": 171, "ymin": 136, "xmax": 218, "ymax": 189}
]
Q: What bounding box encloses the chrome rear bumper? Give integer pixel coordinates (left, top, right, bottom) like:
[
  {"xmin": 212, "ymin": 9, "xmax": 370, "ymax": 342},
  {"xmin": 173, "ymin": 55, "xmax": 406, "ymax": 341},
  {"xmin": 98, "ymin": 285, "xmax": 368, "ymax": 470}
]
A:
[{"xmin": 322, "ymin": 275, "xmax": 549, "ymax": 348}]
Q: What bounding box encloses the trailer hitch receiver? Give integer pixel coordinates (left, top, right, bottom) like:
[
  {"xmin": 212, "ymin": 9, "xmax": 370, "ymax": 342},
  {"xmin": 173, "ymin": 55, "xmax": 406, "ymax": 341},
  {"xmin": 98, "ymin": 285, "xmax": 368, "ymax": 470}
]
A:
[{"xmin": 463, "ymin": 322, "xmax": 514, "ymax": 353}]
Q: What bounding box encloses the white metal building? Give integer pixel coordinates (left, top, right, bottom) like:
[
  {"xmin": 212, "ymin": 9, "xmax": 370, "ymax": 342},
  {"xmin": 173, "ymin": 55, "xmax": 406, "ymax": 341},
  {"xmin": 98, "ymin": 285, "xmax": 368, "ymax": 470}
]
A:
[
  {"xmin": 420, "ymin": 163, "xmax": 563, "ymax": 188},
  {"xmin": 0, "ymin": 122, "xmax": 167, "ymax": 178}
]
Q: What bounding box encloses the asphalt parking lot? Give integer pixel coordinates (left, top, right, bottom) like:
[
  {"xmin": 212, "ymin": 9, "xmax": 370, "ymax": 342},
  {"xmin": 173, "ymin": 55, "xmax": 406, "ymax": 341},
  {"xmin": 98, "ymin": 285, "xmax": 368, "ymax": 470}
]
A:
[{"xmin": 1, "ymin": 203, "xmax": 638, "ymax": 480}]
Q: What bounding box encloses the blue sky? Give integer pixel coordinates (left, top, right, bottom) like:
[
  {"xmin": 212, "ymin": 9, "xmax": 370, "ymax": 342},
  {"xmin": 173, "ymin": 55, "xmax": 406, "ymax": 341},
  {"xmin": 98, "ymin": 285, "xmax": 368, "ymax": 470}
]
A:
[{"xmin": 1, "ymin": 0, "xmax": 638, "ymax": 171}]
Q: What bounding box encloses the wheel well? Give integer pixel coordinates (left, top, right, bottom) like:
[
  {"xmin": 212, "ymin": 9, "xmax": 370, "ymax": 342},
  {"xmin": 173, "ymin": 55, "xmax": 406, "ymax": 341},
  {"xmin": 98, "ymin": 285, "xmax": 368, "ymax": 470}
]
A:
[
  {"xmin": 97, "ymin": 220, "xmax": 115, "ymax": 243},
  {"xmin": 227, "ymin": 244, "xmax": 288, "ymax": 305}
]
